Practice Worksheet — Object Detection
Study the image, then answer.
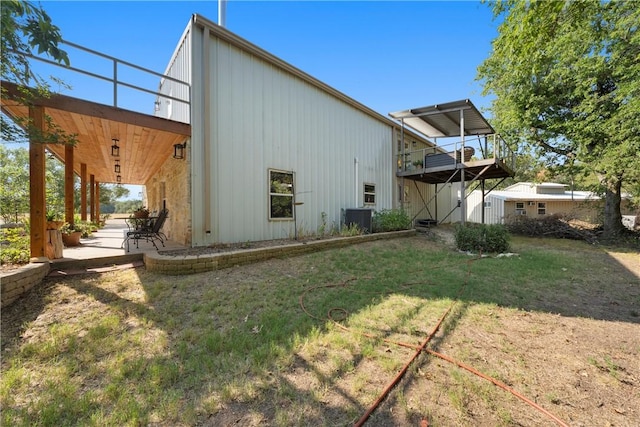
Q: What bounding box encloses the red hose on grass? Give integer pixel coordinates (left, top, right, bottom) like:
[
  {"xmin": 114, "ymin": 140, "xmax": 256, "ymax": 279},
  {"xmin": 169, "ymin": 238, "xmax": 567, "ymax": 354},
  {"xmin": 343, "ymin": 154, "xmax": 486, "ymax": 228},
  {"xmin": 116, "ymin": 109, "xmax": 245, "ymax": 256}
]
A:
[{"xmin": 299, "ymin": 257, "xmax": 569, "ymax": 427}]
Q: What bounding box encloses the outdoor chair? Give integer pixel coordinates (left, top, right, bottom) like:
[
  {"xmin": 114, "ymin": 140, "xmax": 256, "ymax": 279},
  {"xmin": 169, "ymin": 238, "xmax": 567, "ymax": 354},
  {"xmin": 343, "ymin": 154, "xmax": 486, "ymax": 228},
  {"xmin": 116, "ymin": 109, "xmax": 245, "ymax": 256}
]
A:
[{"xmin": 123, "ymin": 209, "xmax": 169, "ymax": 252}]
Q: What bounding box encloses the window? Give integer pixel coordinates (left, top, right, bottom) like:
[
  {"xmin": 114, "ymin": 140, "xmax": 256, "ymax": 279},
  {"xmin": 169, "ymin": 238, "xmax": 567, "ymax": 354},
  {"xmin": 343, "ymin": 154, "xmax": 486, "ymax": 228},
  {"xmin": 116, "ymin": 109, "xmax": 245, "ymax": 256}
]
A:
[
  {"xmin": 484, "ymin": 201, "xmax": 492, "ymax": 208},
  {"xmin": 515, "ymin": 202, "xmax": 526, "ymax": 215},
  {"xmin": 364, "ymin": 183, "xmax": 376, "ymax": 205},
  {"xmin": 537, "ymin": 202, "xmax": 546, "ymax": 215},
  {"xmin": 269, "ymin": 169, "xmax": 294, "ymax": 220}
]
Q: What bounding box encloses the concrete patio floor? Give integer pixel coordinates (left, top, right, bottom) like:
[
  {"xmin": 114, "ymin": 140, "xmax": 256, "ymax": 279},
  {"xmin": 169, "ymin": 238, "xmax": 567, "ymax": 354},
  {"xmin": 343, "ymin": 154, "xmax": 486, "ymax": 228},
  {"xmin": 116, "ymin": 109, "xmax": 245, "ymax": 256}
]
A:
[{"xmin": 49, "ymin": 218, "xmax": 186, "ymax": 271}]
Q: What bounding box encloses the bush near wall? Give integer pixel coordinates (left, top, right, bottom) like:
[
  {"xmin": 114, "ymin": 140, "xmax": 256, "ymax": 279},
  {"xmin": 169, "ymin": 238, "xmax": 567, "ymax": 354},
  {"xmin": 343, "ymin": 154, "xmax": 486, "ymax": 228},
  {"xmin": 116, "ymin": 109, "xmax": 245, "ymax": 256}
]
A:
[
  {"xmin": 372, "ymin": 209, "xmax": 411, "ymax": 233},
  {"xmin": 455, "ymin": 223, "xmax": 510, "ymax": 253}
]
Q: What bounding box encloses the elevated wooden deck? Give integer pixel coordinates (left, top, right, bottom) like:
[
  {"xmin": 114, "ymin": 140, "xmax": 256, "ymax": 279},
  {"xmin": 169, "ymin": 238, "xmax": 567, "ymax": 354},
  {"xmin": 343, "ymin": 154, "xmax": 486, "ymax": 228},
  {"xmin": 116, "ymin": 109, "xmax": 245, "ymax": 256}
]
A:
[{"xmin": 397, "ymin": 157, "xmax": 515, "ymax": 184}]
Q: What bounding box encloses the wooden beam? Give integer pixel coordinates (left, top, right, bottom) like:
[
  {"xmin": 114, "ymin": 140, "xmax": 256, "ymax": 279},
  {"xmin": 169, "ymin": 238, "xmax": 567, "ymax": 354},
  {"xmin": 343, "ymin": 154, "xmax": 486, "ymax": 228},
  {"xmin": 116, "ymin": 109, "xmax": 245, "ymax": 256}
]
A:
[
  {"xmin": 29, "ymin": 106, "xmax": 46, "ymax": 258},
  {"xmin": 95, "ymin": 182, "xmax": 100, "ymax": 221},
  {"xmin": 90, "ymin": 174, "xmax": 95, "ymax": 222},
  {"xmin": 65, "ymin": 144, "xmax": 75, "ymax": 224},
  {"xmin": 81, "ymin": 163, "xmax": 87, "ymax": 221},
  {"xmin": 1, "ymin": 81, "xmax": 190, "ymax": 136}
]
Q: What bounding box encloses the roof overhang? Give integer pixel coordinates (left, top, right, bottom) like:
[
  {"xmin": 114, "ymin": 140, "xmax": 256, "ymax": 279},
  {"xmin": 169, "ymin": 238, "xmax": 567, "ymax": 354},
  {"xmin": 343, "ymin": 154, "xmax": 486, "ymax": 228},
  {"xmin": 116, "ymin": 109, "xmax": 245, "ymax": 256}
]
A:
[
  {"xmin": 389, "ymin": 99, "xmax": 494, "ymax": 138},
  {"xmin": 1, "ymin": 81, "xmax": 191, "ymax": 185}
]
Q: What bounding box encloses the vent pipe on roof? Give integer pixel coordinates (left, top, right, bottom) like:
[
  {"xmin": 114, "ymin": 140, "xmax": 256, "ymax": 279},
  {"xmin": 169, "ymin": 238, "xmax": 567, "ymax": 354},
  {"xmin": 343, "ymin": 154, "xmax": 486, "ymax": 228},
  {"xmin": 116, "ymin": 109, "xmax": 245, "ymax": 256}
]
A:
[{"xmin": 218, "ymin": 0, "xmax": 227, "ymax": 27}]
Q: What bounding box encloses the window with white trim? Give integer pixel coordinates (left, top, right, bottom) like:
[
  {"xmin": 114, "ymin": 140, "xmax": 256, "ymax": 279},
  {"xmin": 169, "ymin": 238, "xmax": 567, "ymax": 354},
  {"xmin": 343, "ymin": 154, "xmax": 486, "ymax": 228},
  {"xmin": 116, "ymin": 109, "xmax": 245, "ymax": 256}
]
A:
[
  {"xmin": 364, "ymin": 183, "xmax": 376, "ymax": 205},
  {"xmin": 537, "ymin": 202, "xmax": 546, "ymax": 215},
  {"xmin": 515, "ymin": 202, "xmax": 526, "ymax": 215},
  {"xmin": 269, "ymin": 169, "xmax": 294, "ymax": 220}
]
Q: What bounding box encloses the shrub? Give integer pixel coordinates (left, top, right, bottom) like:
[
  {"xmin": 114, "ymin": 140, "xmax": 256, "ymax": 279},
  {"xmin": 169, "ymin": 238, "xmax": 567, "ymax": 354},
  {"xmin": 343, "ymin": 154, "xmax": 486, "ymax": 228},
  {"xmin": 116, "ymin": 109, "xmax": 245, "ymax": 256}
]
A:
[
  {"xmin": 454, "ymin": 223, "xmax": 510, "ymax": 253},
  {"xmin": 0, "ymin": 227, "xmax": 30, "ymax": 265},
  {"xmin": 372, "ymin": 209, "xmax": 411, "ymax": 233}
]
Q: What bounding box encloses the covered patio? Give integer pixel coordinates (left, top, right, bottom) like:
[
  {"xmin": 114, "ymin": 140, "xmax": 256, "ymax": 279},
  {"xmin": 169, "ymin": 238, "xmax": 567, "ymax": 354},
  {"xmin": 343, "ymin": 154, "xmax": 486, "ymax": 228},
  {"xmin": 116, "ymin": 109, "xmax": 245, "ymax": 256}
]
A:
[
  {"xmin": 47, "ymin": 217, "xmax": 186, "ymax": 272},
  {"xmin": 1, "ymin": 40, "xmax": 191, "ymax": 260}
]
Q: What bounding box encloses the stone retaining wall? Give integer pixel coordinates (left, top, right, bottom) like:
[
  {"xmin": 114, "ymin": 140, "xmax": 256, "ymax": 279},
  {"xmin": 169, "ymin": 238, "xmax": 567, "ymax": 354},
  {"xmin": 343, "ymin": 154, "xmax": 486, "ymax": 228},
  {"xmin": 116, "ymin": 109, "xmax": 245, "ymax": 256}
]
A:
[
  {"xmin": 1, "ymin": 257, "xmax": 50, "ymax": 308},
  {"xmin": 145, "ymin": 230, "xmax": 416, "ymax": 275}
]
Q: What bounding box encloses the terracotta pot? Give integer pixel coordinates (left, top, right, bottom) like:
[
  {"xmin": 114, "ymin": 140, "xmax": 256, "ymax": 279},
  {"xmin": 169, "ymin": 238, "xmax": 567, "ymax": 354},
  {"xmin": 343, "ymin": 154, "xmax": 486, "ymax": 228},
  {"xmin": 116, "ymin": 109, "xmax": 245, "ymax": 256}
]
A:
[{"xmin": 62, "ymin": 231, "xmax": 82, "ymax": 247}]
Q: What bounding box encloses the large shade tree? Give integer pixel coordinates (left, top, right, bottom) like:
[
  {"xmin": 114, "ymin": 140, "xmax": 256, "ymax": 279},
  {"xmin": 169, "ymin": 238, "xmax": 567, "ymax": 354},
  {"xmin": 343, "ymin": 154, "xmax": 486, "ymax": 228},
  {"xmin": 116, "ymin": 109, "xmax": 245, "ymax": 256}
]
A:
[{"xmin": 478, "ymin": 0, "xmax": 640, "ymax": 239}]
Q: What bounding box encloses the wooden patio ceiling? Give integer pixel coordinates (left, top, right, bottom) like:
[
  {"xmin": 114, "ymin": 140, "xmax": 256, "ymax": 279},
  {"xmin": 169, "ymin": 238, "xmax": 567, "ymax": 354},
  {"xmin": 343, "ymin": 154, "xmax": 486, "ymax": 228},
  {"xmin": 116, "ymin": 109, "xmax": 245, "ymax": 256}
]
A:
[{"xmin": 1, "ymin": 81, "xmax": 191, "ymax": 185}]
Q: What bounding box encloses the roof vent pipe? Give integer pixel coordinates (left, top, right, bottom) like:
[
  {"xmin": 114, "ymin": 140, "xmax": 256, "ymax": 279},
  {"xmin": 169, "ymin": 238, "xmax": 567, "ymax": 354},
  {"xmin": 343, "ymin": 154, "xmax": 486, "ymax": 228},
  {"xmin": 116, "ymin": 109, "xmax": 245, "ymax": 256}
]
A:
[{"xmin": 218, "ymin": 0, "xmax": 227, "ymax": 27}]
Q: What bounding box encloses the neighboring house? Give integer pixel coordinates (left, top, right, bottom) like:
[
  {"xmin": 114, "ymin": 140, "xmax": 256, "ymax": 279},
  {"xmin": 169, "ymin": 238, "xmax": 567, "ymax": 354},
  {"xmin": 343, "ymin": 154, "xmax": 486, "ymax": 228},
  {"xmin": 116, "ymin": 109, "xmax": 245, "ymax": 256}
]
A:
[
  {"xmin": 467, "ymin": 182, "xmax": 604, "ymax": 224},
  {"xmin": 148, "ymin": 15, "xmax": 441, "ymax": 246}
]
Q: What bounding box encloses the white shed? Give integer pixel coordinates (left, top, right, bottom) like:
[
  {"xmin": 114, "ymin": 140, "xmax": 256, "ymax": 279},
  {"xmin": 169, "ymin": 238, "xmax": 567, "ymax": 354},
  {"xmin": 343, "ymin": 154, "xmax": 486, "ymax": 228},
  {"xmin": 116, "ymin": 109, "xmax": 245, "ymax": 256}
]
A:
[{"xmin": 467, "ymin": 182, "xmax": 602, "ymax": 224}]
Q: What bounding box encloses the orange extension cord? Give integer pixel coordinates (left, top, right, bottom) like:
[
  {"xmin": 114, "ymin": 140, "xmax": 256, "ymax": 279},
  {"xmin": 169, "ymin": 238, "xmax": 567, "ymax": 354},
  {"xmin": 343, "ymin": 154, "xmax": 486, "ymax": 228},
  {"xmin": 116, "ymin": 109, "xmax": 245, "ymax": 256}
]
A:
[{"xmin": 299, "ymin": 257, "xmax": 569, "ymax": 427}]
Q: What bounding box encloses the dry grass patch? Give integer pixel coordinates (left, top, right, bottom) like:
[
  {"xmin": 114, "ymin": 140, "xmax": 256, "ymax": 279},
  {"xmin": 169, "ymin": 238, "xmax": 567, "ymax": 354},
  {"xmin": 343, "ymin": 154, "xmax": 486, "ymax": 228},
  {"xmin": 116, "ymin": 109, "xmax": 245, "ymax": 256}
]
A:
[{"xmin": 2, "ymin": 233, "xmax": 639, "ymax": 426}]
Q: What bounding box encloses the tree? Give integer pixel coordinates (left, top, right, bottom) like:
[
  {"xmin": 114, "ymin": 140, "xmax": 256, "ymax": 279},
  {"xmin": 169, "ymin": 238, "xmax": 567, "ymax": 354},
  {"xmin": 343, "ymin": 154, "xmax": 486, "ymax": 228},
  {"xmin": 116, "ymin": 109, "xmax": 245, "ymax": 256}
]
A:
[
  {"xmin": 478, "ymin": 0, "xmax": 640, "ymax": 239},
  {"xmin": 1, "ymin": 0, "xmax": 75, "ymax": 145},
  {"xmin": 0, "ymin": 145, "xmax": 29, "ymax": 222}
]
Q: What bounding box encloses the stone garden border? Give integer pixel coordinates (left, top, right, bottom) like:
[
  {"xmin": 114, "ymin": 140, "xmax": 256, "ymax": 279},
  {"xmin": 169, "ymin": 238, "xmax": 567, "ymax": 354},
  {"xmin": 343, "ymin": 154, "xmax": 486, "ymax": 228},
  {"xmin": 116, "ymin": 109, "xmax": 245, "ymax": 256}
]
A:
[{"xmin": 145, "ymin": 230, "xmax": 416, "ymax": 275}]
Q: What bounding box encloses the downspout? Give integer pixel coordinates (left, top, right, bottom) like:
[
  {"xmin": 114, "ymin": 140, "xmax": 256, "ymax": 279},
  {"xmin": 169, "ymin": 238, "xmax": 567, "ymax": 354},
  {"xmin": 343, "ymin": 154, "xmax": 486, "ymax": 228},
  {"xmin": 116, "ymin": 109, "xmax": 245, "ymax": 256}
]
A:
[{"xmin": 354, "ymin": 157, "xmax": 359, "ymax": 207}]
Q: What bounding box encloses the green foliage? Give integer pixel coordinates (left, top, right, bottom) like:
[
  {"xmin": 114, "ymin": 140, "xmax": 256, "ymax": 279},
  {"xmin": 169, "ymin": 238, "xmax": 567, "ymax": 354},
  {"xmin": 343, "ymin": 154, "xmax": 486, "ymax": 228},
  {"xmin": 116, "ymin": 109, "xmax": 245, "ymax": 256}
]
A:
[
  {"xmin": 372, "ymin": 209, "xmax": 411, "ymax": 233},
  {"xmin": 0, "ymin": 145, "xmax": 29, "ymax": 223},
  {"xmin": 339, "ymin": 223, "xmax": 363, "ymax": 237},
  {"xmin": 1, "ymin": 0, "xmax": 77, "ymax": 146},
  {"xmin": 454, "ymin": 223, "xmax": 510, "ymax": 253},
  {"xmin": 61, "ymin": 220, "xmax": 93, "ymax": 237},
  {"xmin": 0, "ymin": 226, "xmax": 30, "ymax": 265},
  {"xmin": 477, "ymin": 0, "xmax": 640, "ymax": 238}
]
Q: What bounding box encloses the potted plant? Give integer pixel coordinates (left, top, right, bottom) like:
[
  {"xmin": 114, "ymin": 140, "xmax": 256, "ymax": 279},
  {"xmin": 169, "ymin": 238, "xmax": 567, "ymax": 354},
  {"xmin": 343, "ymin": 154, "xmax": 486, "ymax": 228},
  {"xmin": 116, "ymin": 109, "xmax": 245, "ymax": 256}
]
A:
[
  {"xmin": 133, "ymin": 206, "xmax": 150, "ymax": 219},
  {"xmin": 60, "ymin": 223, "xmax": 83, "ymax": 246},
  {"xmin": 46, "ymin": 210, "xmax": 64, "ymax": 230},
  {"xmin": 412, "ymin": 159, "xmax": 423, "ymax": 169}
]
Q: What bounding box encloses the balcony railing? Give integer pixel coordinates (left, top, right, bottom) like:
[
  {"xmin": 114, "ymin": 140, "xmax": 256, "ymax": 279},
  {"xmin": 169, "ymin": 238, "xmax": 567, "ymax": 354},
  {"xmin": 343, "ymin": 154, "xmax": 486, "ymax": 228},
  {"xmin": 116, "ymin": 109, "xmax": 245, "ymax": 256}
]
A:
[
  {"xmin": 397, "ymin": 134, "xmax": 515, "ymax": 173},
  {"xmin": 15, "ymin": 40, "xmax": 191, "ymax": 123}
]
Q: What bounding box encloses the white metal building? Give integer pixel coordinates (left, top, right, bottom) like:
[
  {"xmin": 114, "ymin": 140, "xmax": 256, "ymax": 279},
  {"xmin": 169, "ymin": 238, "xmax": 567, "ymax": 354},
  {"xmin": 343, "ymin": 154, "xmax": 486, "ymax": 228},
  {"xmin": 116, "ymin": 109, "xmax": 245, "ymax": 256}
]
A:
[
  {"xmin": 153, "ymin": 14, "xmax": 439, "ymax": 246},
  {"xmin": 466, "ymin": 182, "xmax": 602, "ymax": 224}
]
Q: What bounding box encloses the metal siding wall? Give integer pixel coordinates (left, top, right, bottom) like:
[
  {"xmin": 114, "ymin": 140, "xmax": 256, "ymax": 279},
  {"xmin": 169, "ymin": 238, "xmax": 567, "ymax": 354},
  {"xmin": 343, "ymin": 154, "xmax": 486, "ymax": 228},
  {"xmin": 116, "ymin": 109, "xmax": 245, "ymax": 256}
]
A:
[
  {"xmin": 208, "ymin": 38, "xmax": 393, "ymax": 243},
  {"xmin": 158, "ymin": 30, "xmax": 191, "ymax": 123}
]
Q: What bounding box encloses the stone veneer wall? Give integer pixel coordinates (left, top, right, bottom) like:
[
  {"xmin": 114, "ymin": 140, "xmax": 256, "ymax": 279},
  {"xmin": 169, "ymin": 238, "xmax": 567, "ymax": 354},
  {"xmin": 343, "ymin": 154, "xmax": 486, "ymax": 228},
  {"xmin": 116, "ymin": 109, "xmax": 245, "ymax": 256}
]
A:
[
  {"xmin": 1, "ymin": 258, "xmax": 50, "ymax": 308},
  {"xmin": 145, "ymin": 142, "xmax": 191, "ymax": 246},
  {"xmin": 144, "ymin": 230, "xmax": 416, "ymax": 275}
]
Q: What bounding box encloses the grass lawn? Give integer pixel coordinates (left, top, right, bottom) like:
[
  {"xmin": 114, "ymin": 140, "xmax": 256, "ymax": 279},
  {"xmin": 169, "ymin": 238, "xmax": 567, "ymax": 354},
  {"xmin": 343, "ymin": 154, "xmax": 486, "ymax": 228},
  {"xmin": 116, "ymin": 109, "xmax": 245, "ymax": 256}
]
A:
[{"xmin": 1, "ymin": 232, "xmax": 639, "ymax": 426}]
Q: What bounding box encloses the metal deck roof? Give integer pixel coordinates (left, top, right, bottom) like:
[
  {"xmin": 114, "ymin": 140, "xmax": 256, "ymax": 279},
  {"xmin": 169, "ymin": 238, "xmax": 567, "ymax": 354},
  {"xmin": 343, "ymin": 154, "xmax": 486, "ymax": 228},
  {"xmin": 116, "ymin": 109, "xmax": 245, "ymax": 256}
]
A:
[{"xmin": 389, "ymin": 99, "xmax": 494, "ymax": 138}]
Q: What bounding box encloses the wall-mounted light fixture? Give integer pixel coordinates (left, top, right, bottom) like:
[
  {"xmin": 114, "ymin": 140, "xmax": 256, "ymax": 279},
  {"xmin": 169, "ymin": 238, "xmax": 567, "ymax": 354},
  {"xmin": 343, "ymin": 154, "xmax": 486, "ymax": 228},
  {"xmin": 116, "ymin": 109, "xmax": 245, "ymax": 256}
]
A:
[
  {"xmin": 116, "ymin": 174, "xmax": 122, "ymax": 183},
  {"xmin": 111, "ymin": 138, "xmax": 120, "ymax": 157},
  {"xmin": 173, "ymin": 141, "xmax": 187, "ymax": 159},
  {"xmin": 114, "ymin": 160, "xmax": 121, "ymax": 173}
]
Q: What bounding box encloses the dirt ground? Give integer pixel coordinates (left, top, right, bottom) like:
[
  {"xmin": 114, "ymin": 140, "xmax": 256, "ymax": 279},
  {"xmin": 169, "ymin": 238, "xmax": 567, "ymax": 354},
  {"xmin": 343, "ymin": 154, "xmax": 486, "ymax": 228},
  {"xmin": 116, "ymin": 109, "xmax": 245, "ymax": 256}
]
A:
[{"xmin": 2, "ymin": 229, "xmax": 639, "ymax": 426}]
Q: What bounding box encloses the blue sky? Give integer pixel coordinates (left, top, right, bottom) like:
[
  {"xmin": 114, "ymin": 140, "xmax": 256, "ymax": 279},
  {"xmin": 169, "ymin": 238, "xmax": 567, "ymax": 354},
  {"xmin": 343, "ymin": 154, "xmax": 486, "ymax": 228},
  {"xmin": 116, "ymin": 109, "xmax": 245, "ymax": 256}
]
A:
[
  {"xmin": 40, "ymin": 0, "xmax": 498, "ymax": 115},
  {"xmin": 31, "ymin": 1, "xmax": 500, "ymax": 199}
]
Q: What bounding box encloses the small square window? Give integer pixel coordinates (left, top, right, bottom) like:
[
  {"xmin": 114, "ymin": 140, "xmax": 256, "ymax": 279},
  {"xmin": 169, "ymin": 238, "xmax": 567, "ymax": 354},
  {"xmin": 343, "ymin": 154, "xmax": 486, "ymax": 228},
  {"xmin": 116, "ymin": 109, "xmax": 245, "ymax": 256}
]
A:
[
  {"xmin": 538, "ymin": 202, "xmax": 546, "ymax": 215},
  {"xmin": 364, "ymin": 183, "xmax": 376, "ymax": 205}
]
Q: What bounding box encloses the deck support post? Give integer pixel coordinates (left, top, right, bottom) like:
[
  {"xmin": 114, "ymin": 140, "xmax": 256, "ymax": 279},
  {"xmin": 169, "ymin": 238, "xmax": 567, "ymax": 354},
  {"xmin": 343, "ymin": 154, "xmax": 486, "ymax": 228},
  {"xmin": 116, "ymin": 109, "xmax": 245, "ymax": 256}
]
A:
[
  {"xmin": 65, "ymin": 144, "xmax": 75, "ymax": 224},
  {"xmin": 90, "ymin": 174, "xmax": 95, "ymax": 223},
  {"xmin": 81, "ymin": 163, "xmax": 87, "ymax": 221},
  {"xmin": 459, "ymin": 109, "xmax": 466, "ymax": 224},
  {"xmin": 29, "ymin": 106, "xmax": 46, "ymax": 258}
]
